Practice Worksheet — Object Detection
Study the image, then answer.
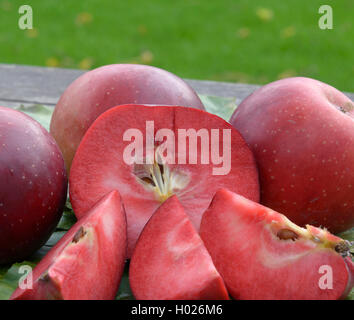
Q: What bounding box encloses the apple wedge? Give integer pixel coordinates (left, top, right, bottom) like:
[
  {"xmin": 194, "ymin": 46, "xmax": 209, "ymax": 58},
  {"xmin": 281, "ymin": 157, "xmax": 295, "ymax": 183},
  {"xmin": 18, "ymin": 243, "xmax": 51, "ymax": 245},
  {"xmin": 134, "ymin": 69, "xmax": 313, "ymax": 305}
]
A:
[
  {"xmin": 69, "ymin": 105, "xmax": 259, "ymax": 257},
  {"xmin": 129, "ymin": 195, "xmax": 229, "ymax": 300},
  {"xmin": 200, "ymin": 188, "xmax": 354, "ymax": 300},
  {"xmin": 11, "ymin": 190, "xmax": 127, "ymax": 300}
]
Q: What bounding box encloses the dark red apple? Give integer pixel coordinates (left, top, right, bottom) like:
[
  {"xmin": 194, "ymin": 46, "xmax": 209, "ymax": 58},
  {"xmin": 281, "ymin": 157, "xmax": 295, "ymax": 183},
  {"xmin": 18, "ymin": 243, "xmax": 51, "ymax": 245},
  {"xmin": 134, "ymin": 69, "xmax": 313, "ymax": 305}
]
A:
[
  {"xmin": 0, "ymin": 107, "xmax": 67, "ymax": 264},
  {"xmin": 230, "ymin": 77, "xmax": 354, "ymax": 233},
  {"xmin": 11, "ymin": 190, "xmax": 127, "ymax": 300},
  {"xmin": 130, "ymin": 195, "xmax": 229, "ymax": 300},
  {"xmin": 69, "ymin": 105, "xmax": 259, "ymax": 256},
  {"xmin": 200, "ymin": 188, "xmax": 354, "ymax": 300},
  {"xmin": 50, "ymin": 64, "xmax": 205, "ymax": 171}
]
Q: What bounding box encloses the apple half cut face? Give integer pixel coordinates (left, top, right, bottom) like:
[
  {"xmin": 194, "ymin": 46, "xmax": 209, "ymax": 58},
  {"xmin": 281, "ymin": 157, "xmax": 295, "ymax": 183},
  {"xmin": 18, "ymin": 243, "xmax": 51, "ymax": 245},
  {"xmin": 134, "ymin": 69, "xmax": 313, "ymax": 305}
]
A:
[
  {"xmin": 11, "ymin": 190, "xmax": 127, "ymax": 300},
  {"xmin": 69, "ymin": 105, "xmax": 259, "ymax": 257},
  {"xmin": 129, "ymin": 195, "xmax": 229, "ymax": 300},
  {"xmin": 200, "ymin": 188, "xmax": 354, "ymax": 300}
]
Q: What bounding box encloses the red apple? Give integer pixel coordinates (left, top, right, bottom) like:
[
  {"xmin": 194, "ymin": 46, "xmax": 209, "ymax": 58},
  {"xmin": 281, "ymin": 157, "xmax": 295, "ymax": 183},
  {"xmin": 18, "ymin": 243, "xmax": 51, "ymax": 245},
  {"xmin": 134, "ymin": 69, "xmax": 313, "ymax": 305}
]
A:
[
  {"xmin": 11, "ymin": 190, "xmax": 127, "ymax": 300},
  {"xmin": 200, "ymin": 188, "xmax": 354, "ymax": 300},
  {"xmin": 69, "ymin": 104, "xmax": 259, "ymax": 256},
  {"xmin": 50, "ymin": 64, "xmax": 205, "ymax": 171},
  {"xmin": 129, "ymin": 195, "xmax": 229, "ymax": 300},
  {"xmin": 230, "ymin": 77, "xmax": 354, "ymax": 233},
  {"xmin": 0, "ymin": 107, "xmax": 67, "ymax": 264}
]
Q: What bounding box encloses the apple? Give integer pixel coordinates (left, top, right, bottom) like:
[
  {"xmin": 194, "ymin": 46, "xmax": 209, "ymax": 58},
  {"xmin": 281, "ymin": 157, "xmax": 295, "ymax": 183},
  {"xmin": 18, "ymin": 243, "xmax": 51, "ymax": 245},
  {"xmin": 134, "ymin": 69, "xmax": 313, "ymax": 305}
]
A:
[
  {"xmin": 69, "ymin": 104, "xmax": 259, "ymax": 257},
  {"xmin": 0, "ymin": 107, "xmax": 67, "ymax": 265},
  {"xmin": 11, "ymin": 190, "xmax": 127, "ymax": 300},
  {"xmin": 50, "ymin": 64, "xmax": 205, "ymax": 171},
  {"xmin": 129, "ymin": 195, "xmax": 229, "ymax": 300},
  {"xmin": 200, "ymin": 188, "xmax": 354, "ymax": 300},
  {"xmin": 230, "ymin": 77, "xmax": 354, "ymax": 233}
]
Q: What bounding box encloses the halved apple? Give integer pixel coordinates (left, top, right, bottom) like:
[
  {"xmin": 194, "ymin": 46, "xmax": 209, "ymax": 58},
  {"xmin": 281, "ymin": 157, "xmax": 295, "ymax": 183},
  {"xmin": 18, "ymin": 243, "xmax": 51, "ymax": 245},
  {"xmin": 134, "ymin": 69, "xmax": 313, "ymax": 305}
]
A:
[
  {"xmin": 129, "ymin": 195, "xmax": 229, "ymax": 300},
  {"xmin": 69, "ymin": 105, "xmax": 259, "ymax": 256},
  {"xmin": 200, "ymin": 188, "xmax": 354, "ymax": 300},
  {"xmin": 11, "ymin": 190, "xmax": 127, "ymax": 300}
]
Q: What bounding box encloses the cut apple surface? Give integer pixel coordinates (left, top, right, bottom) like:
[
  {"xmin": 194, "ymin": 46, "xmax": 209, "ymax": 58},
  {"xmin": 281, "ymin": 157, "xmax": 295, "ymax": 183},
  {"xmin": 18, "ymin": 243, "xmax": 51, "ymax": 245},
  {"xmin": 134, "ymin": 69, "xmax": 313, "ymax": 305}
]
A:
[
  {"xmin": 11, "ymin": 190, "xmax": 127, "ymax": 300},
  {"xmin": 129, "ymin": 195, "xmax": 229, "ymax": 300},
  {"xmin": 200, "ymin": 188, "xmax": 354, "ymax": 300},
  {"xmin": 69, "ymin": 105, "xmax": 259, "ymax": 256}
]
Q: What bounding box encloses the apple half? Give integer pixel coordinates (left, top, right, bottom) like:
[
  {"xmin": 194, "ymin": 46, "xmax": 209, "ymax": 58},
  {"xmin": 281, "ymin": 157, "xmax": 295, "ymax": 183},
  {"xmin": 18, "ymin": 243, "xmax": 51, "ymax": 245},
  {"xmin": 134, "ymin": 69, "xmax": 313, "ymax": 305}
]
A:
[
  {"xmin": 129, "ymin": 195, "xmax": 229, "ymax": 300},
  {"xmin": 11, "ymin": 190, "xmax": 127, "ymax": 300},
  {"xmin": 69, "ymin": 104, "xmax": 259, "ymax": 256},
  {"xmin": 200, "ymin": 188, "xmax": 354, "ymax": 300}
]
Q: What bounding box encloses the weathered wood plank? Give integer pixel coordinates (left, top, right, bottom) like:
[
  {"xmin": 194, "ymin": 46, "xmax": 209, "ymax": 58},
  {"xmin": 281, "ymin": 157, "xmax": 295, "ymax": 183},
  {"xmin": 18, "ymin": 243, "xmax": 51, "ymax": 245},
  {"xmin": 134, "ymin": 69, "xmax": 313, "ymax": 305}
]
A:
[
  {"xmin": 0, "ymin": 99, "xmax": 47, "ymax": 109},
  {"xmin": 0, "ymin": 64, "xmax": 83, "ymax": 106},
  {"xmin": 0, "ymin": 64, "xmax": 260, "ymax": 106},
  {"xmin": 0, "ymin": 64, "xmax": 353, "ymax": 109}
]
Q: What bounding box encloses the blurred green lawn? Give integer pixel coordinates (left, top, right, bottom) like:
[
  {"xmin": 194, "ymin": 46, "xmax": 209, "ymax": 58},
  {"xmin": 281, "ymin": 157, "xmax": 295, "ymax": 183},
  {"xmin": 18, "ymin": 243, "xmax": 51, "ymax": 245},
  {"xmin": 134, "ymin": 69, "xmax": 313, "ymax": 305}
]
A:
[{"xmin": 0, "ymin": 0, "xmax": 353, "ymax": 91}]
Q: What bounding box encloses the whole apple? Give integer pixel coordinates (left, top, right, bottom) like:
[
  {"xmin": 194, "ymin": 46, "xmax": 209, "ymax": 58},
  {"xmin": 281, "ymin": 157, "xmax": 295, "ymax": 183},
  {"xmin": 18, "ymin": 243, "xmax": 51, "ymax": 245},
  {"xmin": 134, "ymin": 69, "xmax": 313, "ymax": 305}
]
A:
[
  {"xmin": 230, "ymin": 77, "xmax": 354, "ymax": 233},
  {"xmin": 0, "ymin": 107, "xmax": 67, "ymax": 264},
  {"xmin": 50, "ymin": 64, "xmax": 205, "ymax": 171}
]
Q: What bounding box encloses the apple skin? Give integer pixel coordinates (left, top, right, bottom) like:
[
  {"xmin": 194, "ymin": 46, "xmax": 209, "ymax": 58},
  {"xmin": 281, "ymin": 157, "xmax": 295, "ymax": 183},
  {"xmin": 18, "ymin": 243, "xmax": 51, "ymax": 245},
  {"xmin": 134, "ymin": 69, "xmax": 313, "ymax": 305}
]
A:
[
  {"xmin": 50, "ymin": 64, "xmax": 205, "ymax": 171},
  {"xmin": 230, "ymin": 77, "xmax": 354, "ymax": 233},
  {"xmin": 0, "ymin": 107, "xmax": 67, "ymax": 264}
]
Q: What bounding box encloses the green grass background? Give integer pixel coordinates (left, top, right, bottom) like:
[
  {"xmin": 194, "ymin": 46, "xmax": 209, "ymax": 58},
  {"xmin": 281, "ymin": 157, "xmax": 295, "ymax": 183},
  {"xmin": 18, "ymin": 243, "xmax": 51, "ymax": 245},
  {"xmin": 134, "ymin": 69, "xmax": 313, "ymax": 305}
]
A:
[{"xmin": 0, "ymin": 0, "xmax": 353, "ymax": 91}]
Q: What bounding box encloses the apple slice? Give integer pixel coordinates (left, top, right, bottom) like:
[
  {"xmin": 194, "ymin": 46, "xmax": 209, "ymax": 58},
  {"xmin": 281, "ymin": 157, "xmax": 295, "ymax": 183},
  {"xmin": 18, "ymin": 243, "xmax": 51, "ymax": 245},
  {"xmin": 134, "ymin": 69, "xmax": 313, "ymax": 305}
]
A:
[
  {"xmin": 129, "ymin": 195, "xmax": 229, "ymax": 300},
  {"xmin": 11, "ymin": 190, "xmax": 127, "ymax": 300},
  {"xmin": 69, "ymin": 104, "xmax": 259, "ymax": 257},
  {"xmin": 200, "ymin": 188, "xmax": 354, "ymax": 300}
]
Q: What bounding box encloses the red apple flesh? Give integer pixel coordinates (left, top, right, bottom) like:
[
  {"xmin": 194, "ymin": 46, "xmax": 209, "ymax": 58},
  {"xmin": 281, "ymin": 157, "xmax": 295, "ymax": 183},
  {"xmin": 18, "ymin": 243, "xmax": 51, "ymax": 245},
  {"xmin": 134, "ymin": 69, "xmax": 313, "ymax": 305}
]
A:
[
  {"xmin": 130, "ymin": 195, "xmax": 229, "ymax": 300},
  {"xmin": 69, "ymin": 105, "xmax": 259, "ymax": 257},
  {"xmin": 0, "ymin": 107, "xmax": 67, "ymax": 264},
  {"xmin": 200, "ymin": 188, "xmax": 354, "ymax": 300},
  {"xmin": 50, "ymin": 64, "xmax": 205, "ymax": 171},
  {"xmin": 11, "ymin": 190, "xmax": 127, "ymax": 300},
  {"xmin": 230, "ymin": 77, "xmax": 354, "ymax": 233}
]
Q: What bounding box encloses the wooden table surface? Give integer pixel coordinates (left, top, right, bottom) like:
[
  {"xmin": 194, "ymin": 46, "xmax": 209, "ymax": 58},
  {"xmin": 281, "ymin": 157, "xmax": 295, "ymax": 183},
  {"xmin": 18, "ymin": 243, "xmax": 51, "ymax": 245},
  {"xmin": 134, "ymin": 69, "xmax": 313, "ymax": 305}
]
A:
[{"xmin": 0, "ymin": 63, "xmax": 353, "ymax": 109}]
